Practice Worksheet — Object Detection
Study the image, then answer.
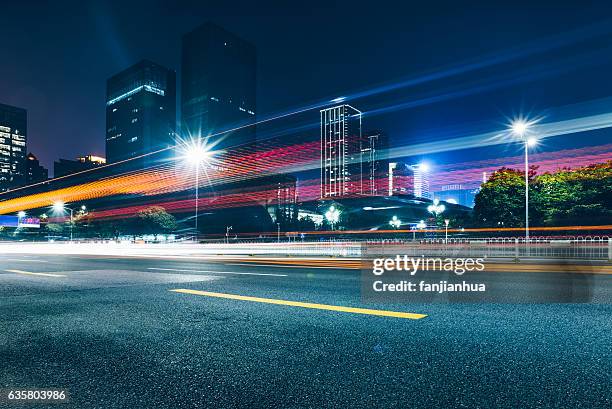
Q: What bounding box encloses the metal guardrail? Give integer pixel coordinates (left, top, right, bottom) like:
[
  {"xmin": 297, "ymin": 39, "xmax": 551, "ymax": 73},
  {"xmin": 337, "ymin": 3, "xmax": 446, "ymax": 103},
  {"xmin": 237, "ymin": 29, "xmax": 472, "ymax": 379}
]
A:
[
  {"xmin": 362, "ymin": 238, "xmax": 612, "ymax": 261},
  {"xmin": 0, "ymin": 239, "xmax": 609, "ymax": 261}
]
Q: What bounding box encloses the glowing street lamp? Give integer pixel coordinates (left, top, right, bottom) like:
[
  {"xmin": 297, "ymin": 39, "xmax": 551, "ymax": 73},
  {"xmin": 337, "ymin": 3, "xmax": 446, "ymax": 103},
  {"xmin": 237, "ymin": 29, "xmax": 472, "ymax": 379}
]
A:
[
  {"xmin": 510, "ymin": 118, "xmax": 537, "ymax": 243},
  {"xmin": 52, "ymin": 201, "xmax": 74, "ymax": 241},
  {"xmin": 412, "ymin": 220, "xmax": 427, "ymax": 241},
  {"xmin": 325, "ymin": 205, "xmax": 340, "ymax": 231},
  {"xmin": 181, "ymin": 138, "xmax": 212, "ymax": 236},
  {"xmin": 427, "ymin": 199, "xmax": 445, "ymax": 217},
  {"xmin": 444, "ymin": 218, "xmax": 450, "ymax": 243},
  {"xmin": 389, "ymin": 215, "xmax": 401, "ymax": 229},
  {"xmin": 17, "ymin": 211, "xmax": 26, "ymax": 219}
]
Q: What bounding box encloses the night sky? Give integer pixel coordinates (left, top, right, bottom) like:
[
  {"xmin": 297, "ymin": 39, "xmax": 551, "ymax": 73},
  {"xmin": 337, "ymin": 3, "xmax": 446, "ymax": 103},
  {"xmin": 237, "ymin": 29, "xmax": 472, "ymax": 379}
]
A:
[{"xmin": 2, "ymin": 0, "xmax": 612, "ymax": 175}]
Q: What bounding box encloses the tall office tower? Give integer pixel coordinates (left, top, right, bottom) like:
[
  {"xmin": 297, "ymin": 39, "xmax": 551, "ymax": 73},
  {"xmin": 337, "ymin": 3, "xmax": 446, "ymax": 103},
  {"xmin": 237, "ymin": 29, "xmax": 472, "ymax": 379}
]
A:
[
  {"xmin": 106, "ymin": 60, "xmax": 176, "ymax": 166},
  {"xmin": 412, "ymin": 163, "xmax": 431, "ymax": 199},
  {"xmin": 320, "ymin": 104, "xmax": 362, "ymax": 198},
  {"xmin": 25, "ymin": 153, "xmax": 48, "ymax": 184},
  {"xmin": 0, "ymin": 103, "xmax": 27, "ymax": 191},
  {"xmin": 360, "ymin": 131, "xmax": 388, "ymax": 196},
  {"xmin": 181, "ymin": 22, "xmax": 256, "ymax": 150}
]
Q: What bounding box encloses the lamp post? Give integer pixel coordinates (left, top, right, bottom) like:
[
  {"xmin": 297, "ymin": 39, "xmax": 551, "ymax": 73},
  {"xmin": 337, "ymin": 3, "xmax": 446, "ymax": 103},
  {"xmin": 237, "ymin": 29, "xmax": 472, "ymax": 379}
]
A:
[
  {"xmin": 184, "ymin": 139, "xmax": 212, "ymax": 239},
  {"xmin": 416, "ymin": 220, "xmax": 426, "ymax": 241},
  {"xmin": 17, "ymin": 211, "xmax": 25, "ymax": 227},
  {"xmin": 325, "ymin": 205, "xmax": 340, "ymax": 231},
  {"xmin": 226, "ymin": 226, "xmax": 233, "ymax": 244},
  {"xmin": 511, "ymin": 119, "xmax": 537, "ymax": 243},
  {"xmin": 427, "ymin": 199, "xmax": 445, "ymax": 217},
  {"xmin": 444, "ymin": 219, "xmax": 450, "ymax": 243},
  {"xmin": 53, "ymin": 201, "xmax": 74, "ymax": 242},
  {"xmin": 389, "ymin": 215, "xmax": 401, "ymax": 229}
]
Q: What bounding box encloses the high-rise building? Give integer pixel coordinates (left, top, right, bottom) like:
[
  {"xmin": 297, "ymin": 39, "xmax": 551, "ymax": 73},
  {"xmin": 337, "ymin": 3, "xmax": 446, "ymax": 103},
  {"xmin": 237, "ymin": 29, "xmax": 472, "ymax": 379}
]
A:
[
  {"xmin": 54, "ymin": 155, "xmax": 106, "ymax": 178},
  {"xmin": 360, "ymin": 131, "xmax": 388, "ymax": 196},
  {"xmin": 412, "ymin": 163, "xmax": 431, "ymax": 199},
  {"xmin": 0, "ymin": 103, "xmax": 27, "ymax": 191},
  {"xmin": 25, "ymin": 153, "xmax": 48, "ymax": 185},
  {"xmin": 106, "ymin": 60, "xmax": 176, "ymax": 166},
  {"xmin": 181, "ymin": 22, "xmax": 256, "ymax": 150},
  {"xmin": 320, "ymin": 104, "xmax": 362, "ymax": 198}
]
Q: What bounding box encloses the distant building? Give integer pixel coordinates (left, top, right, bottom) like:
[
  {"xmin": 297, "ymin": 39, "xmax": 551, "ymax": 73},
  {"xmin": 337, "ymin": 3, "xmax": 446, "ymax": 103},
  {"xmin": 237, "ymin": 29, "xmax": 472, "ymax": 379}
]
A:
[
  {"xmin": 54, "ymin": 155, "xmax": 106, "ymax": 178},
  {"xmin": 106, "ymin": 60, "xmax": 176, "ymax": 166},
  {"xmin": 0, "ymin": 103, "xmax": 27, "ymax": 191},
  {"xmin": 360, "ymin": 131, "xmax": 388, "ymax": 196},
  {"xmin": 388, "ymin": 162, "xmax": 414, "ymax": 196},
  {"xmin": 181, "ymin": 22, "xmax": 256, "ymax": 149},
  {"xmin": 412, "ymin": 164, "xmax": 431, "ymax": 199},
  {"xmin": 25, "ymin": 153, "xmax": 48, "ymax": 185},
  {"xmin": 434, "ymin": 184, "xmax": 477, "ymax": 208},
  {"xmin": 320, "ymin": 104, "xmax": 362, "ymax": 198}
]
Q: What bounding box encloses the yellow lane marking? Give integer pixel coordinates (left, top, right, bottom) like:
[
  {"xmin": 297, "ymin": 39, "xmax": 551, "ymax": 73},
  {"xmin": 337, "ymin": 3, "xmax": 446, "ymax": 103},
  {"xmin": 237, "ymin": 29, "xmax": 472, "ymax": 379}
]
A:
[
  {"xmin": 170, "ymin": 289, "xmax": 427, "ymax": 320},
  {"xmin": 4, "ymin": 269, "xmax": 66, "ymax": 277}
]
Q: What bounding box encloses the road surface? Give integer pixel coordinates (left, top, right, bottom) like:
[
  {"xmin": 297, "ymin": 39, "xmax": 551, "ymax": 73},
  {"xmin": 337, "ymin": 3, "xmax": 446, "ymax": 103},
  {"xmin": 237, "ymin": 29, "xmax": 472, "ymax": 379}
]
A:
[{"xmin": 0, "ymin": 253, "xmax": 610, "ymax": 408}]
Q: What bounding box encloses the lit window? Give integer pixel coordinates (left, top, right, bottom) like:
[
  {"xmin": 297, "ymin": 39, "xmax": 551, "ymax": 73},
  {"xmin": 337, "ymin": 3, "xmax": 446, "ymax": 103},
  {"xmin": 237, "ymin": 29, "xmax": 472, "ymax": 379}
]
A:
[
  {"xmin": 131, "ymin": 118, "xmax": 138, "ymax": 123},
  {"xmin": 129, "ymin": 136, "xmax": 138, "ymax": 143}
]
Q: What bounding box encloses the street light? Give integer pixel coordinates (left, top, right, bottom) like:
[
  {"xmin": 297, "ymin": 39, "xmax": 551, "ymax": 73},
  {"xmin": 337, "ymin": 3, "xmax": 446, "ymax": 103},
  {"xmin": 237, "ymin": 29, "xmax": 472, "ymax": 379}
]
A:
[
  {"xmin": 183, "ymin": 139, "xmax": 212, "ymax": 237},
  {"xmin": 53, "ymin": 201, "xmax": 74, "ymax": 242},
  {"xmin": 325, "ymin": 205, "xmax": 340, "ymax": 231},
  {"xmin": 510, "ymin": 118, "xmax": 537, "ymax": 243},
  {"xmin": 225, "ymin": 226, "xmax": 233, "ymax": 244},
  {"xmin": 427, "ymin": 199, "xmax": 445, "ymax": 217},
  {"xmin": 389, "ymin": 215, "xmax": 401, "ymax": 229},
  {"xmin": 444, "ymin": 219, "xmax": 450, "ymax": 243},
  {"xmin": 414, "ymin": 220, "xmax": 427, "ymax": 241}
]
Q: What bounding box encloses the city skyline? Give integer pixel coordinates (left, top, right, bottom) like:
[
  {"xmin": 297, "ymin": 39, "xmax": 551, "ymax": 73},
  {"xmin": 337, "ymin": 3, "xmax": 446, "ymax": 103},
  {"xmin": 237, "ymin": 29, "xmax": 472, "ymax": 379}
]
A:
[{"xmin": 3, "ymin": 1, "xmax": 612, "ymax": 176}]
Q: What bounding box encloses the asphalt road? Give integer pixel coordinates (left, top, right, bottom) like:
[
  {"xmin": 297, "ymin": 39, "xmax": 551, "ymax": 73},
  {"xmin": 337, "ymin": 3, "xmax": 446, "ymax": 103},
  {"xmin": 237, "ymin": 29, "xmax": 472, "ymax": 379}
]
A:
[{"xmin": 0, "ymin": 253, "xmax": 610, "ymax": 408}]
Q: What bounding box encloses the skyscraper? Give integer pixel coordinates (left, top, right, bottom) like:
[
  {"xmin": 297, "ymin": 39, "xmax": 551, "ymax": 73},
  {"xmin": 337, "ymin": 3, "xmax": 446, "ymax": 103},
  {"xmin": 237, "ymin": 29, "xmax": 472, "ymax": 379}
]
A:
[
  {"xmin": 181, "ymin": 22, "xmax": 257, "ymax": 150},
  {"xmin": 412, "ymin": 163, "xmax": 431, "ymax": 199},
  {"xmin": 320, "ymin": 104, "xmax": 362, "ymax": 198},
  {"xmin": 0, "ymin": 103, "xmax": 27, "ymax": 191},
  {"xmin": 360, "ymin": 131, "xmax": 388, "ymax": 196},
  {"xmin": 25, "ymin": 153, "xmax": 48, "ymax": 185},
  {"xmin": 106, "ymin": 60, "xmax": 176, "ymax": 166}
]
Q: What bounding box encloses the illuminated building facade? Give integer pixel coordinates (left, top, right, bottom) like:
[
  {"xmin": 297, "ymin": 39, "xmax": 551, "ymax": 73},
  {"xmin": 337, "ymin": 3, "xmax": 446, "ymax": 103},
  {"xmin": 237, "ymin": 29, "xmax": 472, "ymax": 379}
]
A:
[
  {"xmin": 320, "ymin": 104, "xmax": 362, "ymax": 198},
  {"xmin": 181, "ymin": 22, "xmax": 256, "ymax": 149},
  {"xmin": 360, "ymin": 131, "xmax": 388, "ymax": 196},
  {"xmin": 106, "ymin": 60, "xmax": 176, "ymax": 166},
  {"xmin": 412, "ymin": 164, "xmax": 431, "ymax": 199},
  {"xmin": 0, "ymin": 103, "xmax": 27, "ymax": 191}
]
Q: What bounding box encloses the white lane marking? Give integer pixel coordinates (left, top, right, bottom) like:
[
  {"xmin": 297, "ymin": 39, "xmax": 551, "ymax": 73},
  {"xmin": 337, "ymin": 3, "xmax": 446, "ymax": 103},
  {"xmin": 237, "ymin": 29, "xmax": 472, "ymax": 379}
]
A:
[
  {"xmin": 5, "ymin": 259, "xmax": 48, "ymax": 263},
  {"xmin": 147, "ymin": 267, "xmax": 287, "ymax": 277},
  {"xmin": 4, "ymin": 269, "xmax": 66, "ymax": 277}
]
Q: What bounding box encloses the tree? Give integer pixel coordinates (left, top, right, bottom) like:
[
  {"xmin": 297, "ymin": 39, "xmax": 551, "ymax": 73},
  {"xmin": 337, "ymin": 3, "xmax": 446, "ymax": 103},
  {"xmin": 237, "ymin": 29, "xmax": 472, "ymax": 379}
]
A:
[
  {"xmin": 531, "ymin": 161, "xmax": 612, "ymax": 226},
  {"xmin": 473, "ymin": 167, "xmax": 532, "ymax": 227},
  {"xmin": 135, "ymin": 206, "xmax": 177, "ymax": 239},
  {"xmin": 474, "ymin": 161, "xmax": 612, "ymax": 228}
]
